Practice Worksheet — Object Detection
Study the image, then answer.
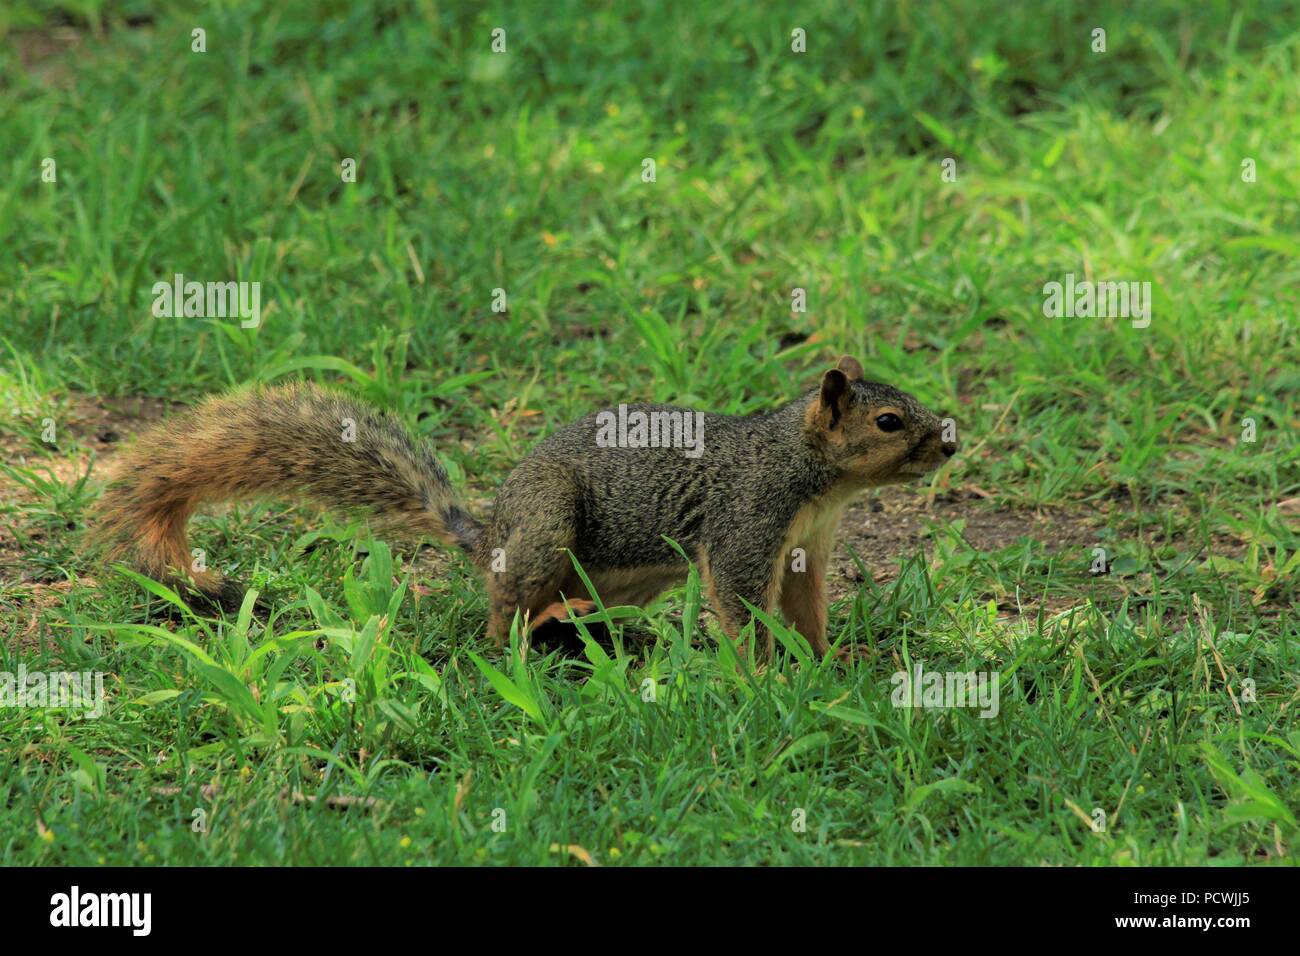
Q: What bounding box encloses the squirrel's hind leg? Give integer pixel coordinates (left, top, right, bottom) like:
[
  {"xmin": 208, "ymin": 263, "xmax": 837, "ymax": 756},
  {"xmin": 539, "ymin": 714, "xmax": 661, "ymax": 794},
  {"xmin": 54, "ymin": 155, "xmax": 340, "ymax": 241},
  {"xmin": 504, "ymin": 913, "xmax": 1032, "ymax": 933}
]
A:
[{"xmin": 182, "ymin": 574, "xmax": 249, "ymax": 615}]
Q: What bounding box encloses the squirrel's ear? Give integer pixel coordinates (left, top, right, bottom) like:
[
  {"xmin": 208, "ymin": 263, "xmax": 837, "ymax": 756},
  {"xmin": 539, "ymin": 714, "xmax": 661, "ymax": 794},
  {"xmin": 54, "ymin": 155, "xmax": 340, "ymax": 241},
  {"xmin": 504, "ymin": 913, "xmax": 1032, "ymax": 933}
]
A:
[
  {"xmin": 818, "ymin": 368, "xmax": 851, "ymax": 429},
  {"xmin": 836, "ymin": 356, "xmax": 865, "ymax": 381}
]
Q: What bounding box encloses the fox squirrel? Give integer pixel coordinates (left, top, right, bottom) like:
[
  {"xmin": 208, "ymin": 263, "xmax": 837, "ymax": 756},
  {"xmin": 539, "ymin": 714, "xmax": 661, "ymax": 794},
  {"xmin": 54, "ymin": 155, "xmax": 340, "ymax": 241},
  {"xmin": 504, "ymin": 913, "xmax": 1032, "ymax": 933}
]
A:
[{"xmin": 92, "ymin": 356, "xmax": 956, "ymax": 657}]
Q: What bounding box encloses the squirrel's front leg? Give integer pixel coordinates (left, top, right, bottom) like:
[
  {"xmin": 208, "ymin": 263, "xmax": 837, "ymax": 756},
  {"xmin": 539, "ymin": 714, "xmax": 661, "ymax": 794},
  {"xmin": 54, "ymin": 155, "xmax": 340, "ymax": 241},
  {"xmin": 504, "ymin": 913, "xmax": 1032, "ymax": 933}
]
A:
[{"xmin": 777, "ymin": 529, "xmax": 835, "ymax": 655}]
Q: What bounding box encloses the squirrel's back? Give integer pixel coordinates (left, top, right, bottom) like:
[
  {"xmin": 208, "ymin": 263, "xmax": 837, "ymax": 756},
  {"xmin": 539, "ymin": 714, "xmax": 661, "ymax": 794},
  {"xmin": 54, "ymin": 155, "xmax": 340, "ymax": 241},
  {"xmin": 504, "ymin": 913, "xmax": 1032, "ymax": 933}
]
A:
[{"xmin": 489, "ymin": 399, "xmax": 834, "ymax": 572}]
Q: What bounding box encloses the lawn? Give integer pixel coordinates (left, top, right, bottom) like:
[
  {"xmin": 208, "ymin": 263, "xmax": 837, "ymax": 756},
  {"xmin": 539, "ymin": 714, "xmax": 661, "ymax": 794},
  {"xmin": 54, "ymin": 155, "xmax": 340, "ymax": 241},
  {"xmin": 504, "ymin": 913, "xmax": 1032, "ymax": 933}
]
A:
[{"xmin": 1, "ymin": 0, "xmax": 1297, "ymax": 865}]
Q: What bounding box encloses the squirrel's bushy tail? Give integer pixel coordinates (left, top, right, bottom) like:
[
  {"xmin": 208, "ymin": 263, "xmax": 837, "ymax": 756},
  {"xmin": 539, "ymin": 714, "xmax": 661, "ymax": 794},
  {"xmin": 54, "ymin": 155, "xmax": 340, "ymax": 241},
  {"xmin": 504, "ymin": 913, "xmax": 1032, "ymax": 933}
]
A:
[{"xmin": 91, "ymin": 381, "xmax": 482, "ymax": 603}]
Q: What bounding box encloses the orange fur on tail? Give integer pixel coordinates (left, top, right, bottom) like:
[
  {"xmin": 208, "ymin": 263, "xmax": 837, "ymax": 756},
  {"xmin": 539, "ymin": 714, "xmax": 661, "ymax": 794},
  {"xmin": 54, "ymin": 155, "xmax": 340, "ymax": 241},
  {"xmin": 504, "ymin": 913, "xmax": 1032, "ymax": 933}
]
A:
[{"xmin": 91, "ymin": 382, "xmax": 481, "ymax": 605}]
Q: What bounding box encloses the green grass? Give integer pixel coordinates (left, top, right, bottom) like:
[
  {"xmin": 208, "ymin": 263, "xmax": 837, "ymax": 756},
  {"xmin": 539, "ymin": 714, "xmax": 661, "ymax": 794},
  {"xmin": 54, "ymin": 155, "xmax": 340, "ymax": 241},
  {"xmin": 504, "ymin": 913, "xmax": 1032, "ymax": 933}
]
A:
[{"xmin": 1, "ymin": 0, "xmax": 1297, "ymax": 865}]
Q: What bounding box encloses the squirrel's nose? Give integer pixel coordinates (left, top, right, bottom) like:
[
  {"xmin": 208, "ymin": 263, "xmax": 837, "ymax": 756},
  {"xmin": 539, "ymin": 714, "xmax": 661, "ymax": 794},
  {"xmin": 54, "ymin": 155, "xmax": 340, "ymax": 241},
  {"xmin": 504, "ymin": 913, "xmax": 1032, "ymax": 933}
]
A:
[{"xmin": 941, "ymin": 441, "xmax": 957, "ymax": 458}]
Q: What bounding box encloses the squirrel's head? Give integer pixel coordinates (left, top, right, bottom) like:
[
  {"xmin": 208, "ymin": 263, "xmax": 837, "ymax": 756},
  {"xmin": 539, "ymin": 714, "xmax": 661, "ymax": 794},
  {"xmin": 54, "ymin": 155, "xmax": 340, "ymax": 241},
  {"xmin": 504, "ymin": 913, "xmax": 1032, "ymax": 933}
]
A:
[{"xmin": 804, "ymin": 356, "xmax": 957, "ymax": 486}]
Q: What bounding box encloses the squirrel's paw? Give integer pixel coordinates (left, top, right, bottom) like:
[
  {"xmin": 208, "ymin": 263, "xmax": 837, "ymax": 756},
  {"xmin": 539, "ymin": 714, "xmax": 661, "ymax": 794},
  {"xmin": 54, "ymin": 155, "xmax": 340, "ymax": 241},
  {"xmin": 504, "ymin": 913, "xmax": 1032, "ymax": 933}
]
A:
[
  {"xmin": 831, "ymin": 643, "xmax": 872, "ymax": 665},
  {"xmin": 530, "ymin": 598, "xmax": 599, "ymax": 629},
  {"xmin": 161, "ymin": 577, "xmax": 260, "ymax": 618}
]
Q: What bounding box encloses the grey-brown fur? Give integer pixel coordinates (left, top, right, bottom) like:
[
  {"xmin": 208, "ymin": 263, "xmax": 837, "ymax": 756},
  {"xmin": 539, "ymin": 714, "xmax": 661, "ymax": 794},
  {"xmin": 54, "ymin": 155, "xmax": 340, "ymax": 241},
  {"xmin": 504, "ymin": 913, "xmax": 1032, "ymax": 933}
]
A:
[{"xmin": 93, "ymin": 358, "xmax": 955, "ymax": 654}]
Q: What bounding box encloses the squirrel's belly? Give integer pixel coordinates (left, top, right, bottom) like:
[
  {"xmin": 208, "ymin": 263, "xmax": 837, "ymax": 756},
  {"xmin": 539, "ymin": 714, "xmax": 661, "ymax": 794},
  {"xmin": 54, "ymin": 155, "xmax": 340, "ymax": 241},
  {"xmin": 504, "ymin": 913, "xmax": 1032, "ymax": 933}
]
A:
[{"xmin": 577, "ymin": 564, "xmax": 688, "ymax": 606}]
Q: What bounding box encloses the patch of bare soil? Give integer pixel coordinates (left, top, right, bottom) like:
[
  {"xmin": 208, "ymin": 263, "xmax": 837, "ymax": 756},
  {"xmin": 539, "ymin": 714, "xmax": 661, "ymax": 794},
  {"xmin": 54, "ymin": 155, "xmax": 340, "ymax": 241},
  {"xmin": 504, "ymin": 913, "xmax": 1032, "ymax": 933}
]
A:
[
  {"xmin": 64, "ymin": 391, "xmax": 179, "ymax": 454},
  {"xmin": 827, "ymin": 486, "xmax": 1103, "ymax": 600},
  {"xmin": 6, "ymin": 26, "xmax": 84, "ymax": 88},
  {"xmin": 1, "ymin": 392, "xmax": 180, "ymax": 472}
]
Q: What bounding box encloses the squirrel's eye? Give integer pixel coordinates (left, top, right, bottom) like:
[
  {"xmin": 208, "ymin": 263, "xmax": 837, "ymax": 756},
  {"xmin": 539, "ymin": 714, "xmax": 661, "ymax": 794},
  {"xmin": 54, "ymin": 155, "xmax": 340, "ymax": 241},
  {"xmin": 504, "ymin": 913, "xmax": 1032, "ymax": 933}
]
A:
[{"xmin": 876, "ymin": 413, "xmax": 904, "ymax": 433}]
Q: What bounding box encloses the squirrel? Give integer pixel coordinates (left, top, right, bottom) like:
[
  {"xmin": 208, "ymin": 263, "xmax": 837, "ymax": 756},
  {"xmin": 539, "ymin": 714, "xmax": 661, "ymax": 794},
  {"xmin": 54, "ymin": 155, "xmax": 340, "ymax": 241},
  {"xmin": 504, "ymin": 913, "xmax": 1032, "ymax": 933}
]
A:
[{"xmin": 92, "ymin": 355, "xmax": 956, "ymax": 657}]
